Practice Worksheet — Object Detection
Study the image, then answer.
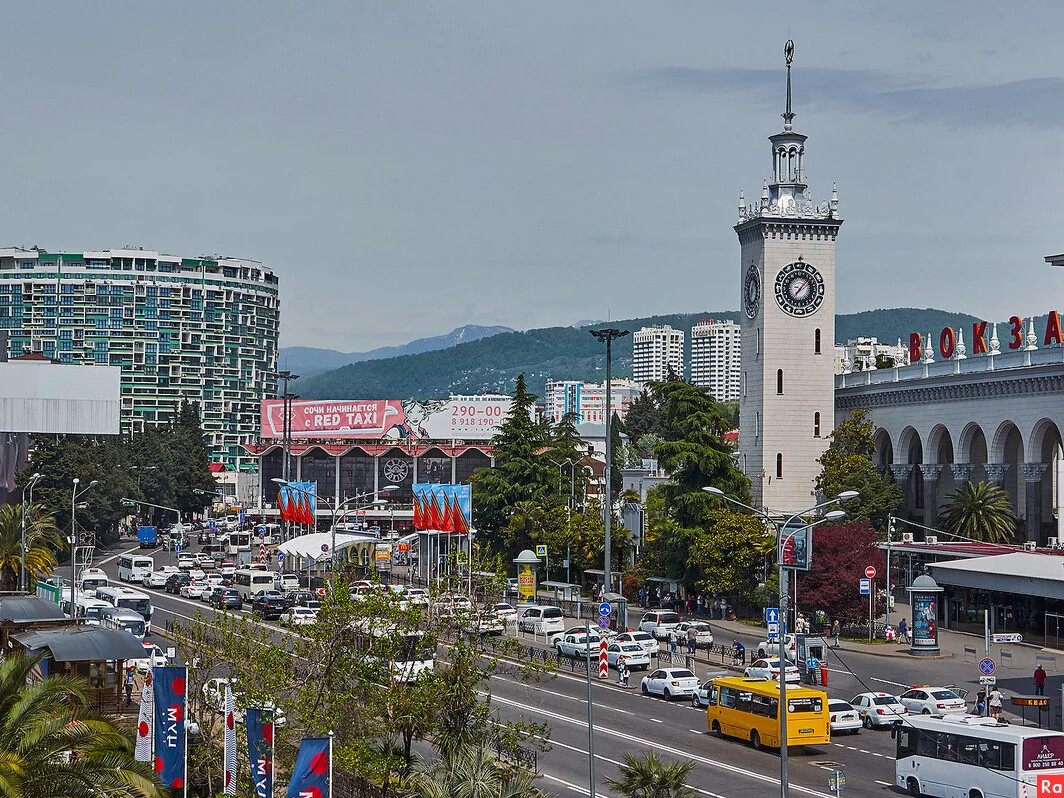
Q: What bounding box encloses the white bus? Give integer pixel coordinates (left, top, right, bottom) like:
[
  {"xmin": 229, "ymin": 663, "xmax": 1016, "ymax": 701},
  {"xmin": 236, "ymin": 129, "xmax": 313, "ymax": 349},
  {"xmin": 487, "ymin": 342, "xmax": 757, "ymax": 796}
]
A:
[
  {"xmin": 78, "ymin": 568, "xmax": 110, "ymax": 597},
  {"xmin": 99, "ymin": 606, "xmax": 147, "ymax": 640},
  {"xmin": 95, "ymin": 585, "xmax": 153, "ymax": 622},
  {"xmin": 59, "ymin": 591, "xmax": 111, "ymax": 626},
  {"xmin": 227, "ymin": 531, "xmax": 252, "ymax": 556},
  {"xmin": 233, "ymin": 569, "xmax": 277, "ymax": 601},
  {"xmin": 117, "ymin": 554, "xmax": 154, "ymax": 583},
  {"xmin": 895, "ymin": 713, "xmax": 1064, "ymax": 798}
]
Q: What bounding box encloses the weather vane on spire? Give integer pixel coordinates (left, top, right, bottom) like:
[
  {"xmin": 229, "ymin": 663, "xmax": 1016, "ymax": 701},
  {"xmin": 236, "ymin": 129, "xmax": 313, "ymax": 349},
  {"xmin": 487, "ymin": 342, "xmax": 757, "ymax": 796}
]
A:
[{"xmin": 782, "ymin": 39, "xmax": 795, "ymax": 131}]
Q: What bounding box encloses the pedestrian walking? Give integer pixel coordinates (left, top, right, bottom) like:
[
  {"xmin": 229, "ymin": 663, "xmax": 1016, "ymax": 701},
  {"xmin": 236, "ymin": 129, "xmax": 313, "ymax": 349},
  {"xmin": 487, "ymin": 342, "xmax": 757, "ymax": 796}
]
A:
[
  {"xmin": 805, "ymin": 654, "xmax": 820, "ymax": 685},
  {"xmin": 124, "ymin": 667, "xmax": 136, "ymax": 707},
  {"xmin": 989, "ymin": 687, "xmax": 1004, "ymax": 720},
  {"xmin": 696, "ymin": 594, "xmax": 704, "ymax": 616},
  {"xmin": 898, "ymin": 618, "xmax": 908, "ymax": 643},
  {"xmin": 668, "ymin": 629, "xmax": 678, "ymax": 655},
  {"xmin": 831, "ymin": 619, "xmax": 841, "ymax": 648},
  {"xmin": 686, "ymin": 625, "xmax": 697, "ymax": 655},
  {"xmin": 1035, "ymin": 664, "xmax": 1048, "ymax": 696},
  {"xmin": 617, "ymin": 656, "xmax": 627, "ymax": 686}
]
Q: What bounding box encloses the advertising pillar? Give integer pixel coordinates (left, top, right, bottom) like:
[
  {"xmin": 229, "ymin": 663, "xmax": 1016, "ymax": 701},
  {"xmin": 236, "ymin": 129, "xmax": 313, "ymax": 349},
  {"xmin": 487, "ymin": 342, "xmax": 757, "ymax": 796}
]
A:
[{"xmin": 906, "ymin": 574, "xmax": 944, "ymax": 657}]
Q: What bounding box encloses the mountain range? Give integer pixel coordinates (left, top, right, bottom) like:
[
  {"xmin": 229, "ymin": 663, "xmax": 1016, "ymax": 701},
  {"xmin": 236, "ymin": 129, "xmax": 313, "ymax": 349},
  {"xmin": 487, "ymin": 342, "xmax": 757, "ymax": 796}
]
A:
[
  {"xmin": 279, "ymin": 324, "xmax": 514, "ymax": 378},
  {"xmin": 293, "ymin": 307, "xmax": 1019, "ymax": 400}
]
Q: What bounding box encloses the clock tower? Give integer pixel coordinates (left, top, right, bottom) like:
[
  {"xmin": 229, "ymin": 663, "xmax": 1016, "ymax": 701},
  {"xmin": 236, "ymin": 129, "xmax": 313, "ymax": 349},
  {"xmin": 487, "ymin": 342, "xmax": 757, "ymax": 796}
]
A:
[{"xmin": 736, "ymin": 41, "xmax": 842, "ymax": 512}]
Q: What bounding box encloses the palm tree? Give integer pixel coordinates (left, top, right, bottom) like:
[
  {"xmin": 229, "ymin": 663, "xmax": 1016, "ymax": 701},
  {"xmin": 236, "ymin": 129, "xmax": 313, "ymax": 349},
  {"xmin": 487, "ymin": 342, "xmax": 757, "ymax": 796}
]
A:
[
  {"xmin": 605, "ymin": 751, "xmax": 696, "ymax": 798},
  {"xmin": 0, "ymin": 504, "xmax": 64, "ymax": 592},
  {"xmin": 940, "ymin": 480, "xmax": 1019, "ymax": 543},
  {"xmin": 408, "ymin": 745, "xmax": 548, "ymax": 798},
  {"xmin": 0, "ymin": 652, "xmax": 163, "ymax": 797}
]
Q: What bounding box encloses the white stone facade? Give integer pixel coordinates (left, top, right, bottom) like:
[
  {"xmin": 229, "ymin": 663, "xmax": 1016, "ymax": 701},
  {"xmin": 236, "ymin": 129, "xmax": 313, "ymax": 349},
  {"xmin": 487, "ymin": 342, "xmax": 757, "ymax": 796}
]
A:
[
  {"xmin": 544, "ymin": 378, "xmax": 642, "ymax": 424},
  {"xmin": 690, "ymin": 318, "xmax": 741, "ymax": 401},
  {"xmin": 632, "ymin": 325, "xmax": 684, "ymax": 383}
]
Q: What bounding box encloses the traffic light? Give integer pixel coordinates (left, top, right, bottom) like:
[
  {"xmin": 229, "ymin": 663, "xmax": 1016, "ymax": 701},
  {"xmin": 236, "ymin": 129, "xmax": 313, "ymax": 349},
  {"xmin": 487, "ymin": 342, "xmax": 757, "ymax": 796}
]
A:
[{"xmin": 888, "ymin": 516, "xmax": 896, "ymax": 536}]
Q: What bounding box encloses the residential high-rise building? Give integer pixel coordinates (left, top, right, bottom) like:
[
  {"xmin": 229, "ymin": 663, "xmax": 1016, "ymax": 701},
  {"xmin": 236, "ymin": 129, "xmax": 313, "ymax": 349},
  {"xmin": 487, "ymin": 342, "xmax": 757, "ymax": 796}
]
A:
[
  {"xmin": 0, "ymin": 247, "xmax": 279, "ymax": 466},
  {"xmin": 690, "ymin": 317, "xmax": 741, "ymax": 401},
  {"xmin": 632, "ymin": 324, "xmax": 684, "ymax": 383},
  {"xmin": 544, "ymin": 379, "xmax": 642, "ymax": 424}
]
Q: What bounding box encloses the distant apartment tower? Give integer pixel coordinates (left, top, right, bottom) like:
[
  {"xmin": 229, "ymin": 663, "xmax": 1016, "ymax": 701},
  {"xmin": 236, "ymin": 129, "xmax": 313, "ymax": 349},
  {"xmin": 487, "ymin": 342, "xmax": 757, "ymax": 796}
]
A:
[
  {"xmin": 0, "ymin": 247, "xmax": 280, "ymax": 466},
  {"xmin": 545, "ymin": 379, "xmax": 642, "ymax": 424},
  {"xmin": 632, "ymin": 324, "xmax": 684, "ymax": 383},
  {"xmin": 690, "ymin": 317, "xmax": 741, "ymax": 401}
]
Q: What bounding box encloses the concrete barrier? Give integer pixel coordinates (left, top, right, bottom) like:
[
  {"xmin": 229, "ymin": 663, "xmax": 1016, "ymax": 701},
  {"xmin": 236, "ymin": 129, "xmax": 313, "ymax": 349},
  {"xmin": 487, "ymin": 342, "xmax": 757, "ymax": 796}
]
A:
[
  {"xmin": 1001, "ymin": 649, "xmax": 1014, "ymax": 668},
  {"xmin": 964, "ymin": 645, "xmax": 977, "ymax": 663}
]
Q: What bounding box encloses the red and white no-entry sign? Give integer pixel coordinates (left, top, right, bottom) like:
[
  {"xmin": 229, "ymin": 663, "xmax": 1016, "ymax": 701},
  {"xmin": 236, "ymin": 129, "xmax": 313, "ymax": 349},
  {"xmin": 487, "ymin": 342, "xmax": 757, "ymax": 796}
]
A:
[{"xmin": 865, "ymin": 566, "xmax": 877, "ymax": 579}]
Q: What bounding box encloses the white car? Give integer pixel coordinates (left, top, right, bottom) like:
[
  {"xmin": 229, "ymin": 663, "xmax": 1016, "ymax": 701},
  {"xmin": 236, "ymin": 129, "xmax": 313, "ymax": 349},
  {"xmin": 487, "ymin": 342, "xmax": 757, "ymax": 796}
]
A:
[
  {"xmin": 279, "ymin": 607, "xmax": 318, "ymax": 627},
  {"xmin": 850, "ymin": 692, "xmax": 909, "ymax": 728},
  {"xmin": 177, "ymin": 554, "xmax": 196, "ymax": 570},
  {"xmin": 130, "ymin": 643, "xmax": 168, "ymax": 674},
  {"xmin": 493, "ymin": 602, "xmax": 519, "ymax": 621},
  {"xmin": 615, "ymin": 631, "xmax": 658, "ymax": 658},
  {"xmin": 606, "ymin": 642, "xmax": 651, "ymax": 671},
  {"xmin": 218, "ymin": 562, "xmax": 237, "ymax": 576},
  {"xmin": 638, "ymin": 611, "xmax": 683, "ymax": 640},
  {"xmin": 142, "ymin": 570, "xmax": 171, "ymax": 589},
  {"xmin": 898, "ymin": 687, "xmax": 967, "ymax": 715},
  {"xmin": 466, "ymin": 613, "xmax": 505, "ymax": 636},
  {"xmin": 640, "ymin": 668, "xmax": 699, "ymax": 700},
  {"xmin": 203, "ymin": 573, "xmax": 225, "ymax": 588},
  {"xmin": 187, "ymin": 568, "xmax": 206, "ymax": 583},
  {"xmin": 674, "ymin": 621, "xmax": 714, "ymax": 647},
  {"xmin": 194, "ymin": 552, "xmax": 214, "ymax": 566},
  {"xmin": 557, "ymin": 633, "xmax": 603, "ymax": 659},
  {"xmin": 828, "ymin": 699, "xmax": 862, "ymax": 734},
  {"xmin": 550, "ymin": 625, "xmax": 607, "ymax": 649},
  {"xmin": 180, "ymin": 581, "xmax": 208, "ymax": 599},
  {"xmin": 744, "ymin": 657, "xmax": 800, "ymax": 684},
  {"xmin": 406, "ymin": 588, "xmax": 430, "ymax": 606},
  {"xmin": 692, "ymin": 678, "xmax": 715, "ymax": 709}
]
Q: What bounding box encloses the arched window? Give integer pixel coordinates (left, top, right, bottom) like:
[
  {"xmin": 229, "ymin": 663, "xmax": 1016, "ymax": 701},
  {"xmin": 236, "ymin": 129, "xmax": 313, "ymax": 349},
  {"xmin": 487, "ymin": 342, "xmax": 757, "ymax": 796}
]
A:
[
  {"xmin": 776, "ymin": 453, "xmax": 783, "ymax": 479},
  {"xmin": 777, "ymin": 369, "xmax": 784, "ymax": 394},
  {"xmin": 814, "ymin": 328, "xmax": 821, "ymax": 354},
  {"xmin": 814, "ymin": 412, "xmax": 821, "ymax": 437}
]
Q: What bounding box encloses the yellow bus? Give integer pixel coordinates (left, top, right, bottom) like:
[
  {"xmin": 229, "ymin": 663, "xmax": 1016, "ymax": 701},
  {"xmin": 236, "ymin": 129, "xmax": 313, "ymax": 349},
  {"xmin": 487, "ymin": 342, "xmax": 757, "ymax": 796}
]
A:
[{"xmin": 705, "ymin": 676, "xmax": 830, "ymax": 750}]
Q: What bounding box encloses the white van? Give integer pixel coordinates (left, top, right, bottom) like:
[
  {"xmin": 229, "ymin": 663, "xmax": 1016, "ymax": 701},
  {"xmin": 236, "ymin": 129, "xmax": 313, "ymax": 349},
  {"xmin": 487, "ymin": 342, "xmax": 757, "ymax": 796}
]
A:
[
  {"xmin": 517, "ymin": 605, "xmax": 565, "ymax": 636},
  {"xmin": 78, "ymin": 569, "xmax": 110, "ymax": 597},
  {"xmin": 234, "ymin": 569, "xmax": 278, "ymax": 601},
  {"xmin": 274, "ymin": 573, "xmax": 300, "ymax": 593},
  {"xmin": 117, "ymin": 554, "xmax": 154, "ymax": 583}
]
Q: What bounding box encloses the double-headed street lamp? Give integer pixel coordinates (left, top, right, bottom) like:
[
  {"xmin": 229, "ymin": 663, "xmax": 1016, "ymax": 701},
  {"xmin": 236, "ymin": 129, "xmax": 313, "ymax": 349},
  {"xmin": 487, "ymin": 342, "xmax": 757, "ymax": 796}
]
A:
[
  {"xmin": 70, "ymin": 478, "xmax": 98, "ymax": 614},
  {"xmin": 272, "ymin": 479, "xmax": 398, "ymax": 585},
  {"xmin": 703, "ymin": 486, "xmax": 857, "ymax": 798},
  {"xmin": 20, "ymin": 473, "xmax": 43, "ymax": 592}
]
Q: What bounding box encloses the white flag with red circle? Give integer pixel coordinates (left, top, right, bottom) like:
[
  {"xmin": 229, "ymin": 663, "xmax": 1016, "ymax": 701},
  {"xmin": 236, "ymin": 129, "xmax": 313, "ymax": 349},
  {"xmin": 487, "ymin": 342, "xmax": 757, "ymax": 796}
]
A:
[
  {"xmin": 134, "ymin": 681, "xmax": 153, "ymax": 762},
  {"xmin": 224, "ymin": 683, "xmax": 237, "ymax": 795}
]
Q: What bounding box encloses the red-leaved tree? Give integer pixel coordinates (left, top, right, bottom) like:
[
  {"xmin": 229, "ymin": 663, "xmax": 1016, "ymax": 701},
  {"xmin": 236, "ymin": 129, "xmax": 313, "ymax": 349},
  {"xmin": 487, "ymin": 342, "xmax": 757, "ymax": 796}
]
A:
[{"xmin": 795, "ymin": 521, "xmax": 886, "ymax": 622}]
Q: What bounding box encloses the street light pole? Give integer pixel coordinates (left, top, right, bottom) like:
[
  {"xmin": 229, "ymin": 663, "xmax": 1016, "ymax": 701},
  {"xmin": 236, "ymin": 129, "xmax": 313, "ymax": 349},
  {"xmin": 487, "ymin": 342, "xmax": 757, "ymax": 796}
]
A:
[
  {"xmin": 703, "ymin": 486, "xmax": 856, "ymax": 798},
  {"xmin": 70, "ymin": 479, "xmax": 98, "ymax": 618},
  {"xmin": 589, "ymin": 327, "xmax": 629, "ymax": 595},
  {"xmin": 21, "ymin": 473, "xmax": 41, "ymax": 593}
]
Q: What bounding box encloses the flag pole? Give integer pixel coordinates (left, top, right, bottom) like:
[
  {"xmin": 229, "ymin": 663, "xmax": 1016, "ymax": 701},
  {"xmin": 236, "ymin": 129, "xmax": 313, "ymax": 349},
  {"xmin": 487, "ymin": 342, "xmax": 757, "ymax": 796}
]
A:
[
  {"xmin": 183, "ymin": 665, "xmax": 189, "ymax": 798},
  {"xmin": 270, "ymin": 710, "xmax": 276, "ymax": 797},
  {"xmin": 328, "ymin": 730, "xmax": 334, "ymax": 798}
]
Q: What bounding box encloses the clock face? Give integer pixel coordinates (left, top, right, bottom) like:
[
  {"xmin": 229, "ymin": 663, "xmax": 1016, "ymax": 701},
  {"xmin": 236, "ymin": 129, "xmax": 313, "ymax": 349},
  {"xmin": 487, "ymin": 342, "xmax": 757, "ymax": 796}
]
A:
[
  {"xmin": 743, "ymin": 265, "xmax": 761, "ymax": 318},
  {"xmin": 774, "ymin": 260, "xmax": 825, "ymax": 317}
]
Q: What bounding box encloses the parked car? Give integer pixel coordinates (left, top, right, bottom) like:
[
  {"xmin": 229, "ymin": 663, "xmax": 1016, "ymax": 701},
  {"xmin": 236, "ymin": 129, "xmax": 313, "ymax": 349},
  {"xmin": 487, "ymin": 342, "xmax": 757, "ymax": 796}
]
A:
[
  {"xmin": 466, "ymin": 613, "xmax": 505, "ymax": 636},
  {"xmin": 493, "ymin": 602, "xmax": 519, "ymax": 621},
  {"xmin": 828, "ymin": 700, "xmax": 863, "ymax": 734},
  {"xmin": 279, "ymin": 607, "xmax": 318, "ymax": 627},
  {"xmin": 218, "ymin": 562, "xmax": 237, "ymax": 576},
  {"xmin": 210, "ymin": 589, "xmax": 244, "ymax": 610},
  {"xmin": 130, "ymin": 642, "xmax": 168, "ymax": 674},
  {"xmin": 180, "ymin": 581, "xmax": 208, "ymax": 599},
  {"xmin": 550, "ymin": 625, "xmax": 607, "ymax": 649},
  {"xmin": 251, "ymin": 594, "xmax": 288, "ymax": 621},
  {"xmin": 898, "ymin": 686, "xmax": 967, "ymax": 715},
  {"xmin": 406, "ymin": 588, "xmax": 430, "ymax": 607},
  {"xmin": 614, "ymin": 631, "xmax": 658, "ymax": 658},
  {"xmin": 287, "ymin": 591, "xmax": 321, "ymax": 610},
  {"xmin": 849, "ymin": 692, "xmax": 909, "ymax": 728},
  {"xmin": 187, "ymin": 568, "xmax": 206, "ymax": 583},
  {"xmin": 557, "ymin": 633, "xmax": 602, "ymax": 659},
  {"xmin": 638, "ymin": 611, "xmax": 683, "ymax": 640},
  {"xmin": 605, "ymin": 642, "xmax": 651, "ymax": 671},
  {"xmin": 517, "ymin": 606, "xmax": 565, "ymax": 636},
  {"xmin": 203, "ymin": 573, "xmax": 225, "ymax": 588},
  {"xmin": 744, "ymin": 657, "xmax": 801, "ymax": 683},
  {"xmin": 275, "ymin": 573, "xmax": 300, "ymax": 593},
  {"xmin": 755, "ymin": 633, "xmax": 829, "ymax": 662},
  {"xmin": 164, "ymin": 573, "xmax": 191, "ymax": 594},
  {"xmin": 639, "ymin": 668, "xmax": 699, "ymax": 700},
  {"xmin": 177, "ymin": 554, "xmax": 195, "ymax": 571},
  {"xmin": 674, "ymin": 621, "xmax": 714, "ymax": 647}
]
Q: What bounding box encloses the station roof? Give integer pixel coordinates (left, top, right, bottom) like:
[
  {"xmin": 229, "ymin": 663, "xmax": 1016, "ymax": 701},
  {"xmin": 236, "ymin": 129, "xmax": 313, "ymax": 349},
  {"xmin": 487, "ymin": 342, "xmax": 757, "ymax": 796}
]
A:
[
  {"xmin": 928, "ymin": 552, "xmax": 1064, "ymax": 600},
  {"xmin": 11, "ymin": 626, "xmax": 147, "ymax": 662},
  {"xmin": 0, "ymin": 597, "xmax": 67, "ymax": 624}
]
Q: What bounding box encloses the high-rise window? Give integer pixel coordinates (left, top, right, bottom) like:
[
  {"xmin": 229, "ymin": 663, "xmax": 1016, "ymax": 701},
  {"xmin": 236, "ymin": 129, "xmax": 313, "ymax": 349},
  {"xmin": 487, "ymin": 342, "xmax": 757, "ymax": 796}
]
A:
[
  {"xmin": 776, "ymin": 453, "xmax": 783, "ymax": 479},
  {"xmin": 776, "ymin": 369, "xmax": 784, "ymax": 394}
]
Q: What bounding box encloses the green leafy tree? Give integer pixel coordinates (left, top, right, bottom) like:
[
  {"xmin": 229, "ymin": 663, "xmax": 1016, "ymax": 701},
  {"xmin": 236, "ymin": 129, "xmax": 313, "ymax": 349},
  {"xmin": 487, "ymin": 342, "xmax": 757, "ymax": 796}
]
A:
[
  {"xmin": 634, "ymin": 433, "xmax": 664, "ymax": 463},
  {"xmin": 544, "ymin": 412, "xmax": 591, "ymax": 502},
  {"xmin": 170, "ymin": 400, "xmax": 218, "ymax": 515},
  {"xmin": 473, "ymin": 375, "xmax": 555, "ymax": 559},
  {"xmin": 688, "ymin": 509, "xmax": 770, "ymax": 597},
  {"xmin": 0, "ymin": 652, "xmax": 162, "ymax": 798},
  {"xmin": 815, "ymin": 409, "xmax": 902, "ymax": 530},
  {"xmin": 0, "ymin": 505, "xmax": 64, "ymax": 591},
  {"xmin": 619, "ymin": 389, "xmax": 662, "ymax": 443},
  {"xmin": 941, "ymin": 481, "xmax": 1019, "ymax": 543},
  {"xmin": 605, "ymin": 751, "xmax": 696, "ymax": 798},
  {"xmin": 610, "ymin": 411, "xmax": 624, "ymax": 494}
]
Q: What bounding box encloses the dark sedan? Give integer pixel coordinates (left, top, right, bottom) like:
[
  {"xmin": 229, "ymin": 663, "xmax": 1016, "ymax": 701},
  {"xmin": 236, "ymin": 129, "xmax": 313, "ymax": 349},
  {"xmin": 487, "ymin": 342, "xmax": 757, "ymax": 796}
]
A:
[
  {"xmin": 211, "ymin": 589, "xmax": 243, "ymax": 610},
  {"xmin": 165, "ymin": 573, "xmax": 191, "ymax": 594},
  {"xmin": 251, "ymin": 594, "xmax": 288, "ymax": 620}
]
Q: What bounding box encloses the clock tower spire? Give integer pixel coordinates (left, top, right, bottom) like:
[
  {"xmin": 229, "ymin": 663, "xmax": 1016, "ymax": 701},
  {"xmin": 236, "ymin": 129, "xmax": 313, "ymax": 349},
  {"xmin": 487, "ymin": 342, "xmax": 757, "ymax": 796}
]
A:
[{"xmin": 736, "ymin": 41, "xmax": 842, "ymax": 512}]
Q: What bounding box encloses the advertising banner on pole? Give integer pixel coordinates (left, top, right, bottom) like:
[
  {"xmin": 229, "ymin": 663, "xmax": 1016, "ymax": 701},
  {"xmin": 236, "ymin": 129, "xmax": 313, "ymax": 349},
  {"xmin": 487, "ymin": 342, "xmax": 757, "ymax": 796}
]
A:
[
  {"xmin": 286, "ymin": 737, "xmax": 331, "ymax": 798},
  {"xmin": 260, "ymin": 396, "xmax": 512, "ymax": 441},
  {"xmin": 412, "ymin": 484, "xmax": 471, "ymax": 533},
  {"xmin": 277, "ymin": 482, "xmax": 317, "ymax": 524},
  {"xmin": 246, "ymin": 708, "xmax": 274, "ymax": 798},
  {"xmin": 151, "ymin": 666, "xmax": 187, "ymax": 791},
  {"xmin": 780, "ymin": 520, "xmax": 812, "ymax": 571}
]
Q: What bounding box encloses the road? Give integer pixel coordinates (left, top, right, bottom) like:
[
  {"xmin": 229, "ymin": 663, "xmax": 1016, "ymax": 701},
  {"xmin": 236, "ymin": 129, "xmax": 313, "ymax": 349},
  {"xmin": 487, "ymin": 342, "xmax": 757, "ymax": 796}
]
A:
[{"xmin": 91, "ymin": 542, "xmax": 1003, "ymax": 797}]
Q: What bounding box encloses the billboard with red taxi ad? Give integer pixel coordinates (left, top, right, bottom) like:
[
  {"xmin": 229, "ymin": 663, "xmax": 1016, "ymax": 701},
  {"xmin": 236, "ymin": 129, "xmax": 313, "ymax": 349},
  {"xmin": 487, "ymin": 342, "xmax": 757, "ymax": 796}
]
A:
[{"xmin": 260, "ymin": 396, "xmax": 512, "ymax": 441}]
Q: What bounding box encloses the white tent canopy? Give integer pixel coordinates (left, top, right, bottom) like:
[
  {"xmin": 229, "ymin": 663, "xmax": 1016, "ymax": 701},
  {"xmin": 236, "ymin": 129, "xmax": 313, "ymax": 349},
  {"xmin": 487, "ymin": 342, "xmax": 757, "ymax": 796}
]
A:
[{"xmin": 277, "ymin": 532, "xmax": 380, "ymax": 563}]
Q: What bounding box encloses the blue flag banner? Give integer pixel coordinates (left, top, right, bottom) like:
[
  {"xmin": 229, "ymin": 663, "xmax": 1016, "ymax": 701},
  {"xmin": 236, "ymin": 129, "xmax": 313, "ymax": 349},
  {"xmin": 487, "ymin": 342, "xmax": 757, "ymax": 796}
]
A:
[
  {"xmin": 152, "ymin": 666, "xmax": 187, "ymax": 790},
  {"xmin": 246, "ymin": 708, "xmax": 274, "ymax": 798},
  {"xmin": 286, "ymin": 737, "xmax": 331, "ymax": 798}
]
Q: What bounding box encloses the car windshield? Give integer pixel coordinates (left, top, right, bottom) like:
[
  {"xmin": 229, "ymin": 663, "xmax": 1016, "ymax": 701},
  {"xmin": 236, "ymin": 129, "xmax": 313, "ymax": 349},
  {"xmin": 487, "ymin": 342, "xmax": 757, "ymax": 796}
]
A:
[
  {"xmin": 671, "ymin": 670, "xmax": 695, "ymax": 679},
  {"xmin": 932, "ymin": 690, "xmax": 960, "ymax": 700},
  {"xmin": 622, "ymin": 644, "xmax": 642, "ymax": 652},
  {"xmin": 658, "ymin": 613, "xmax": 680, "ymax": 624},
  {"xmin": 691, "ymin": 623, "xmax": 711, "ymax": 631},
  {"xmin": 829, "ymin": 701, "xmax": 852, "ymax": 711},
  {"xmin": 542, "ymin": 608, "xmax": 563, "ymax": 619},
  {"xmin": 630, "ymin": 633, "xmax": 652, "ymax": 641},
  {"xmin": 874, "ymin": 696, "xmax": 900, "ymax": 705}
]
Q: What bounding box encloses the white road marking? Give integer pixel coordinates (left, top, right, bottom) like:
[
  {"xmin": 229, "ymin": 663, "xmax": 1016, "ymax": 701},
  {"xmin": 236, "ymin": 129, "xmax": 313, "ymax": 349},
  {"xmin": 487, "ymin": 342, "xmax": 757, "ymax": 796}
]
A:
[
  {"xmin": 490, "ymin": 675, "xmax": 636, "ymax": 716},
  {"xmin": 651, "ymin": 718, "xmax": 663, "ymax": 723},
  {"xmin": 95, "ymin": 544, "xmax": 141, "ymax": 567},
  {"xmin": 540, "ymin": 773, "xmax": 603, "ymax": 796},
  {"xmin": 870, "ymin": 676, "xmax": 910, "ymax": 689},
  {"xmin": 875, "ymin": 780, "xmax": 892, "ymax": 786},
  {"xmin": 489, "ymin": 693, "xmax": 834, "ymax": 798}
]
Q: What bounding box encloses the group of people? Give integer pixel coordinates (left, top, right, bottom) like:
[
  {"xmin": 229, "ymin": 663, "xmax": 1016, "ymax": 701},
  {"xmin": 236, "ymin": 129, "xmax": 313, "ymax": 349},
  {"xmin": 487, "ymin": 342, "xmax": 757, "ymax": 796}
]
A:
[
  {"xmin": 665, "ymin": 626, "xmax": 701, "ymax": 655},
  {"xmin": 637, "ymin": 587, "xmax": 732, "ymax": 620}
]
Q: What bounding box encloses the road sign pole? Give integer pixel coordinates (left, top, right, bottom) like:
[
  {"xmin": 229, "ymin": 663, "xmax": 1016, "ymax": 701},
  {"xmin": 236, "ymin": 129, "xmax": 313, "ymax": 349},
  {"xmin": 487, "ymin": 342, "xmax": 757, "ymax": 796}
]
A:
[
  {"xmin": 869, "ymin": 580, "xmax": 873, "ymax": 644},
  {"xmin": 985, "ymin": 609, "xmax": 990, "ymax": 657}
]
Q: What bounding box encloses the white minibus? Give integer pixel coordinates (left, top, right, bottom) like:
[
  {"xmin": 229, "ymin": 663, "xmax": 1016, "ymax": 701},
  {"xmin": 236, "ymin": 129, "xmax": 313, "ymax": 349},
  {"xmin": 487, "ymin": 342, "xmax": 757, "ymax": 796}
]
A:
[
  {"xmin": 99, "ymin": 606, "xmax": 147, "ymax": 640},
  {"xmin": 78, "ymin": 568, "xmax": 110, "ymax": 597},
  {"xmin": 234, "ymin": 569, "xmax": 277, "ymax": 601},
  {"xmin": 95, "ymin": 585, "xmax": 153, "ymax": 622},
  {"xmin": 117, "ymin": 554, "xmax": 154, "ymax": 583}
]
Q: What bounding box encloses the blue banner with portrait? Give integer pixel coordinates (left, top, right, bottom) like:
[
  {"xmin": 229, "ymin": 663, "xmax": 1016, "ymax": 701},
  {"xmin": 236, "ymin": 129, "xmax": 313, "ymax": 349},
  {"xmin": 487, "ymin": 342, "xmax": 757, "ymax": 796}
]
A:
[
  {"xmin": 152, "ymin": 666, "xmax": 187, "ymax": 791},
  {"xmin": 246, "ymin": 708, "xmax": 274, "ymax": 798}
]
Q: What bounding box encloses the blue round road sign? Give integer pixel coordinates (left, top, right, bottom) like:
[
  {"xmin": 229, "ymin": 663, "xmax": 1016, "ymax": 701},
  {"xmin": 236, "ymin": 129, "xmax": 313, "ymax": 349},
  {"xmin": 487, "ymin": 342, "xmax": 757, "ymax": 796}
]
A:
[
  {"xmin": 598, "ymin": 602, "xmax": 612, "ymax": 616},
  {"xmin": 979, "ymin": 657, "xmax": 996, "ymax": 676},
  {"xmin": 597, "ymin": 616, "xmax": 611, "ymax": 629}
]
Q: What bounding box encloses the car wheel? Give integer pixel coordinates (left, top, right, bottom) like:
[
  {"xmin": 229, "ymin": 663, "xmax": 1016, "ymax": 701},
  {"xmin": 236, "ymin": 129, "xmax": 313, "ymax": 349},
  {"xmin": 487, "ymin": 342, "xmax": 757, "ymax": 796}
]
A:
[
  {"xmin": 751, "ymin": 730, "xmax": 762, "ymax": 750},
  {"xmin": 641, "ymin": 683, "xmax": 649, "ymax": 696},
  {"xmin": 711, "ymin": 720, "xmax": 721, "ymax": 736},
  {"xmin": 692, "ymin": 695, "xmax": 701, "ymax": 708},
  {"xmin": 863, "ymin": 715, "xmax": 874, "ymax": 729},
  {"xmin": 664, "ymin": 688, "xmax": 672, "ymax": 701},
  {"xmin": 922, "ymin": 709, "xmax": 931, "ymax": 715}
]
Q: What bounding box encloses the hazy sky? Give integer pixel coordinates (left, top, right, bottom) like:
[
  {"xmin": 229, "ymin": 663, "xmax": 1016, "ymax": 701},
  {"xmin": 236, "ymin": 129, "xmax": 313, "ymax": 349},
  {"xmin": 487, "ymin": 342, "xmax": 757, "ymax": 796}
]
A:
[{"xmin": 4, "ymin": 2, "xmax": 1064, "ymax": 350}]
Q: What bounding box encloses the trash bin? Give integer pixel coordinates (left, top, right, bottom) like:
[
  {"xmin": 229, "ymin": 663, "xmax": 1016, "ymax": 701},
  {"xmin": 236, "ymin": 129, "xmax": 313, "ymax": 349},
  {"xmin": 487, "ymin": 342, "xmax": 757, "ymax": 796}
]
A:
[{"xmin": 820, "ymin": 662, "xmax": 828, "ymax": 686}]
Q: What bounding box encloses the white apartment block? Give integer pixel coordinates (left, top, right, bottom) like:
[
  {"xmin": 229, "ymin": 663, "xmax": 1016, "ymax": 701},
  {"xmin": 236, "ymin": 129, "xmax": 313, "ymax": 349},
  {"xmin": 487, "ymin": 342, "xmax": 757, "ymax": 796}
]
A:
[
  {"xmin": 544, "ymin": 379, "xmax": 642, "ymax": 424},
  {"xmin": 632, "ymin": 325, "xmax": 684, "ymax": 383},
  {"xmin": 690, "ymin": 317, "xmax": 741, "ymax": 401},
  {"xmin": 833, "ymin": 337, "xmax": 910, "ymax": 374}
]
